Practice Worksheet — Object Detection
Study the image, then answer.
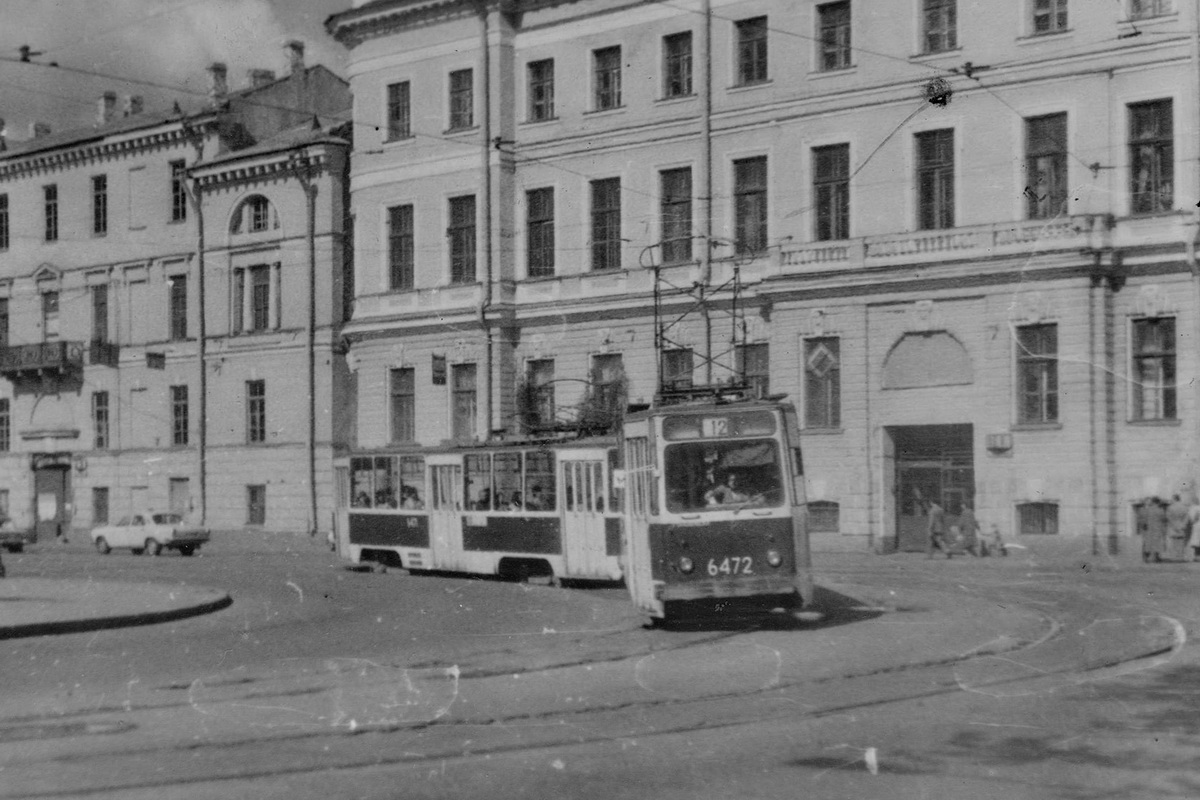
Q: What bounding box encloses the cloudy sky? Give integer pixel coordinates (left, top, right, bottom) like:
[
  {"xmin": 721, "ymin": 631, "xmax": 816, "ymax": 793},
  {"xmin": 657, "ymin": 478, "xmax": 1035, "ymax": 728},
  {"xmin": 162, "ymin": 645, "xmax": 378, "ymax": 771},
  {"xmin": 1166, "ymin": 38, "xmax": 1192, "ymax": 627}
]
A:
[{"xmin": 0, "ymin": 0, "xmax": 351, "ymax": 141}]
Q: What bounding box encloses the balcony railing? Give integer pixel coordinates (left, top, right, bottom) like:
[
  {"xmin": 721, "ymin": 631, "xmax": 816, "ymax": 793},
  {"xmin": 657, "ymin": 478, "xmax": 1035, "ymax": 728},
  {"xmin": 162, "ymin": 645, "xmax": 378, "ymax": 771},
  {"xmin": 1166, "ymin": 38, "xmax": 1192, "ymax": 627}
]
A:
[{"xmin": 0, "ymin": 341, "xmax": 85, "ymax": 377}]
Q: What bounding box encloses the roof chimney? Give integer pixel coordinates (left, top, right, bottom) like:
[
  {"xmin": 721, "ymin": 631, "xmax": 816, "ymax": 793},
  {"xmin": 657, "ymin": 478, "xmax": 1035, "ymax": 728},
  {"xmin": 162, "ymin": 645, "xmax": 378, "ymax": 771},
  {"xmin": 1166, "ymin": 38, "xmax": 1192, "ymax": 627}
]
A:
[
  {"xmin": 247, "ymin": 68, "xmax": 276, "ymax": 89},
  {"xmin": 207, "ymin": 62, "xmax": 228, "ymax": 106},
  {"xmin": 285, "ymin": 40, "xmax": 305, "ymax": 75},
  {"xmin": 30, "ymin": 121, "xmax": 51, "ymax": 139},
  {"xmin": 122, "ymin": 95, "xmax": 144, "ymax": 117},
  {"xmin": 96, "ymin": 91, "xmax": 118, "ymax": 126}
]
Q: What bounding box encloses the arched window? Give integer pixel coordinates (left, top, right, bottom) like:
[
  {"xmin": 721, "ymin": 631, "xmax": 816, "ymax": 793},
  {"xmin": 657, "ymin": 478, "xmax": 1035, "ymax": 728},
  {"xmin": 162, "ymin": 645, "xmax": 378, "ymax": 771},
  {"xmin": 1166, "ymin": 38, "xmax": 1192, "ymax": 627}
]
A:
[{"xmin": 230, "ymin": 195, "xmax": 279, "ymax": 235}]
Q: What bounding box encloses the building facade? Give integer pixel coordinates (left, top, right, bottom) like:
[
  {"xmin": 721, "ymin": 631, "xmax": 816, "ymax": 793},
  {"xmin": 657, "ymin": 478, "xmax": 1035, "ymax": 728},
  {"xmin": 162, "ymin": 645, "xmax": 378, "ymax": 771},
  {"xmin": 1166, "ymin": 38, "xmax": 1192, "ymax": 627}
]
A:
[
  {"xmin": 327, "ymin": 0, "xmax": 1200, "ymax": 551},
  {"xmin": 0, "ymin": 45, "xmax": 353, "ymax": 537}
]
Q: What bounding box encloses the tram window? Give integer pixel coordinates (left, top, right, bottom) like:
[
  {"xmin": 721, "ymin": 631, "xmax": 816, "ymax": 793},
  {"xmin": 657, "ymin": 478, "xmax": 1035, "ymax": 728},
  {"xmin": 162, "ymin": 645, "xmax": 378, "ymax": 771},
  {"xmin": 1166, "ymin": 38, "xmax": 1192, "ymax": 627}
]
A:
[
  {"xmin": 664, "ymin": 439, "xmax": 783, "ymax": 513},
  {"xmin": 351, "ymin": 457, "xmax": 374, "ymax": 508},
  {"xmin": 431, "ymin": 465, "xmax": 463, "ymax": 511},
  {"xmin": 494, "ymin": 452, "xmax": 523, "ymax": 511},
  {"xmin": 398, "ymin": 456, "xmax": 425, "ymax": 509},
  {"xmin": 374, "ymin": 456, "xmax": 398, "ymax": 508},
  {"xmin": 465, "ymin": 453, "xmax": 492, "ymax": 510},
  {"xmin": 607, "ymin": 449, "xmax": 621, "ymax": 512},
  {"xmin": 525, "ymin": 451, "xmax": 556, "ymax": 510}
]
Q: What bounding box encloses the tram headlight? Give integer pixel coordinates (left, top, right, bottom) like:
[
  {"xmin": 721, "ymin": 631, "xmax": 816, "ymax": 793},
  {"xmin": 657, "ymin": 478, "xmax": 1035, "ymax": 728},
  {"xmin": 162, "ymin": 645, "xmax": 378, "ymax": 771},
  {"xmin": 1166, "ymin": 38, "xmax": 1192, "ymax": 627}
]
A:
[
  {"xmin": 678, "ymin": 556, "xmax": 695, "ymax": 574},
  {"xmin": 766, "ymin": 549, "xmax": 783, "ymax": 568}
]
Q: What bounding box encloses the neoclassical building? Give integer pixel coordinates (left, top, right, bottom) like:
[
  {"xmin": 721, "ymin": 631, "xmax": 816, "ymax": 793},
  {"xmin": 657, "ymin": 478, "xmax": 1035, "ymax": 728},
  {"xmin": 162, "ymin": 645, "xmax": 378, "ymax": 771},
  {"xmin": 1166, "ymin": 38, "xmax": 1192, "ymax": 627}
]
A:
[{"xmin": 327, "ymin": 0, "xmax": 1200, "ymax": 552}]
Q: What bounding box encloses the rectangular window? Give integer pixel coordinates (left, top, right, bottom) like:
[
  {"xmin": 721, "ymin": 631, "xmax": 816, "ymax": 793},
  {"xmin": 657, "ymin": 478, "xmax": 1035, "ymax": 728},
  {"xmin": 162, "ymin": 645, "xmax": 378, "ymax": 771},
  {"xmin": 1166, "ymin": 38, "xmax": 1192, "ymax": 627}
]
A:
[
  {"xmin": 451, "ymin": 363, "xmax": 477, "ymax": 441},
  {"xmin": 390, "ymin": 367, "xmax": 416, "ymax": 443},
  {"xmin": 247, "ymin": 265, "xmax": 271, "ymax": 331},
  {"xmin": 386, "ymin": 81, "xmax": 411, "ymax": 140},
  {"xmin": 449, "ymin": 195, "xmax": 477, "ymax": 284},
  {"xmin": 736, "ymin": 16, "xmax": 769, "ymax": 85},
  {"xmin": 1026, "ymin": 113, "xmax": 1068, "ymax": 219},
  {"xmin": 526, "ymin": 359, "xmax": 556, "ymax": 428},
  {"xmin": 1017, "ymin": 324, "xmax": 1058, "ymax": 423},
  {"xmin": 171, "ymin": 385, "xmax": 189, "ymax": 446},
  {"xmin": 247, "ymin": 485, "xmax": 266, "ymax": 526},
  {"xmin": 527, "ymin": 59, "xmax": 555, "ymax": 121},
  {"xmin": 733, "ymin": 156, "xmax": 768, "ymax": 255},
  {"xmin": 247, "ymin": 379, "xmax": 266, "ymax": 443},
  {"xmin": 922, "ymin": 0, "xmax": 957, "ymax": 53},
  {"xmin": 92, "ymin": 285, "xmax": 109, "ymax": 343},
  {"xmin": 737, "ymin": 343, "xmax": 770, "ymax": 397},
  {"xmin": 388, "ymin": 204, "xmax": 415, "ymax": 290},
  {"xmin": 169, "ymin": 275, "xmax": 188, "ymax": 340},
  {"xmin": 1132, "ymin": 317, "xmax": 1176, "ymax": 420},
  {"xmin": 818, "ymin": 2, "xmax": 852, "ymax": 71},
  {"xmin": 805, "ymin": 337, "xmax": 841, "ymax": 428},
  {"xmin": 660, "ymin": 168, "xmax": 693, "ymax": 263},
  {"xmin": 1018, "ymin": 502, "xmax": 1059, "ymax": 534},
  {"xmin": 917, "ymin": 129, "xmax": 955, "ymax": 230},
  {"xmin": 1033, "ymin": 0, "xmax": 1068, "ymax": 33},
  {"xmin": 591, "ymin": 353, "xmax": 625, "ymax": 422},
  {"xmin": 1131, "ymin": 0, "xmax": 1173, "ymax": 19},
  {"xmin": 593, "ymin": 46, "xmax": 622, "ymax": 110},
  {"xmin": 92, "ymin": 174, "xmax": 108, "ymax": 235},
  {"xmin": 92, "ymin": 487, "xmax": 109, "ymax": 526},
  {"xmin": 661, "ymin": 348, "xmax": 694, "ymax": 391},
  {"xmin": 42, "ymin": 292, "xmax": 59, "ymax": 341},
  {"xmin": 0, "ymin": 398, "xmax": 9, "ymax": 453},
  {"xmin": 449, "ymin": 68, "xmax": 474, "ymax": 130},
  {"xmin": 1129, "ymin": 99, "xmax": 1174, "ymax": 215},
  {"xmin": 663, "ymin": 32, "xmax": 693, "ymax": 98},
  {"xmin": 44, "ymin": 184, "xmax": 58, "ymax": 242},
  {"xmin": 591, "ymin": 178, "xmax": 622, "ymax": 271},
  {"xmin": 93, "ymin": 391, "xmax": 110, "ymax": 449},
  {"xmin": 526, "ymin": 188, "xmax": 555, "ymax": 277},
  {"xmin": 171, "ymin": 160, "xmax": 187, "ymax": 222},
  {"xmin": 0, "ymin": 193, "xmax": 8, "ymax": 249},
  {"xmin": 0, "ymin": 298, "xmax": 9, "ymax": 348},
  {"xmin": 813, "ymin": 143, "xmax": 850, "ymax": 241}
]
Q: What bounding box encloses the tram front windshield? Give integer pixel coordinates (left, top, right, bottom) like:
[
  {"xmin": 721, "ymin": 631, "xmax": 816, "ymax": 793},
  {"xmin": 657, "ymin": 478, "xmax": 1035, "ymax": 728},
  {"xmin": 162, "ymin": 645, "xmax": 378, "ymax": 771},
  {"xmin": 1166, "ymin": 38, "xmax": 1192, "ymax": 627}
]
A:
[{"xmin": 664, "ymin": 439, "xmax": 784, "ymax": 513}]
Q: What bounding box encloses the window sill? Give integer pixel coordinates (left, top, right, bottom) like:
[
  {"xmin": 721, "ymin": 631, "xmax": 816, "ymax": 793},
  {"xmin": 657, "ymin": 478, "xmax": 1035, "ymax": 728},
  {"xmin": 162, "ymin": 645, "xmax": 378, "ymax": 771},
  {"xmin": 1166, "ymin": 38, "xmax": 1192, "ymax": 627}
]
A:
[
  {"xmin": 584, "ymin": 105, "xmax": 626, "ymax": 117},
  {"xmin": 383, "ymin": 135, "xmax": 415, "ymax": 146},
  {"xmin": 727, "ymin": 79, "xmax": 772, "ymax": 94},
  {"xmin": 656, "ymin": 93, "xmax": 696, "ymax": 105},
  {"xmin": 1016, "ymin": 29, "xmax": 1073, "ymax": 44},
  {"xmin": 910, "ymin": 47, "xmax": 962, "ymax": 62},
  {"xmin": 167, "ymin": 219, "xmax": 186, "ymax": 226},
  {"xmin": 1012, "ymin": 422, "xmax": 1062, "ymax": 431},
  {"xmin": 92, "ymin": 232, "xmax": 108, "ymax": 238},
  {"xmin": 1127, "ymin": 418, "xmax": 1182, "ymax": 427},
  {"xmin": 800, "ymin": 427, "xmax": 843, "ymax": 435},
  {"xmin": 520, "ymin": 116, "xmax": 559, "ymax": 127},
  {"xmin": 443, "ymin": 126, "xmax": 478, "ymax": 136},
  {"xmin": 808, "ymin": 65, "xmax": 857, "ymax": 80}
]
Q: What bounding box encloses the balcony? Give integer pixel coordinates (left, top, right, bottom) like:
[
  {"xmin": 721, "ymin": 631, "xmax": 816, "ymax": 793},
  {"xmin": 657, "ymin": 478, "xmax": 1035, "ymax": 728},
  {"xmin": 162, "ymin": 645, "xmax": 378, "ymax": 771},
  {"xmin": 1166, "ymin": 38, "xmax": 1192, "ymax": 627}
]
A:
[{"xmin": 0, "ymin": 341, "xmax": 85, "ymax": 377}]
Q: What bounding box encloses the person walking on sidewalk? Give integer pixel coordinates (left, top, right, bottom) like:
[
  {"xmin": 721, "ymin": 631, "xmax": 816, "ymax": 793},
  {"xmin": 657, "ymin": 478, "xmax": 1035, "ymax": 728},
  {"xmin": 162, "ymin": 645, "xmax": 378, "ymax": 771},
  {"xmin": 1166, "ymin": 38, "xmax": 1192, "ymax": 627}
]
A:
[
  {"xmin": 1166, "ymin": 494, "xmax": 1190, "ymax": 562},
  {"xmin": 926, "ymin": 500, "xmax": 950, "ymax": 559},
  {"xmin": 1141, "ymin": 497, "xmax": 1168, "ymax": 563},
  {"xmin": 1188, "ymin": 501, "xmax": 1200, "ymax": 562},
  {"xmin": 959, "ymin": 502, "xmax": 983, "ymax": 556}
]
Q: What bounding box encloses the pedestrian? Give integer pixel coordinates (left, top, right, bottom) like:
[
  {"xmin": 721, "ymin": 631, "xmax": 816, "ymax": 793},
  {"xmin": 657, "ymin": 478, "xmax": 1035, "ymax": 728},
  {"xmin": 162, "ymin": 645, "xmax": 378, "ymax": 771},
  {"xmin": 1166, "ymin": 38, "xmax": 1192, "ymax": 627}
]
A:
[
  {"xmin": 1167, "ymin": 494, "xmax": 1191, "ymax": 561},
  {"xmin": 959, "ymin": 502, "xmax": 982, "ymax": 557},
  {"xmin": 1141, "ymin": 497, "xmax": 1168, "ymax": 563},
  {"xmin": 987, "ymin": 523, "xmax": 1009, "ymax": 557},
  {"xmin": 926, "ymin": 500, "xmax": 950, "ymax": 559},
  {"xmin": 1188, "ymin": 501, "xmax": 1200, "ymax": 562}
]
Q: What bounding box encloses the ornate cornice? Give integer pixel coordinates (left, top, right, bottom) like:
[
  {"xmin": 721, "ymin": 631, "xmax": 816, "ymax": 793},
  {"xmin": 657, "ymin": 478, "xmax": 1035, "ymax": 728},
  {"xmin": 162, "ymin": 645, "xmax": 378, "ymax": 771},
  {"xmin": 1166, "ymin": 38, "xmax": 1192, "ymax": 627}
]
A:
[{"xmin": 0, "ymin": 127, "xmax": 193, "ymax": 182}]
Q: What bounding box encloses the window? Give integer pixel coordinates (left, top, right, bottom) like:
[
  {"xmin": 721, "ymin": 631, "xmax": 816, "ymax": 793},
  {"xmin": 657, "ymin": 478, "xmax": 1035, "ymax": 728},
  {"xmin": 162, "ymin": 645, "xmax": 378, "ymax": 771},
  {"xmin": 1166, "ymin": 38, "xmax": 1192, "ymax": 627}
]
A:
[
  {"xmin": 93, "ymin": 391, "xmax": 110, "ymax": 449},
  {"xmin": 42, "ymin": 292, "xmax": 59, "ymax": 341},
  {"xmin": 0, "ymin": 193, "xmax": 8, "ymax": 249},
  {"xmin": 1018, "ymin": 502, "xmax": 1058, "ymax": 534},
  {"xmin": 818, "ymin": 2, "xmax": 852, "ymax": 71},
  {"xmin": 1026, "ymin": 113, "xmax": 1068, "ymax": 219},
  {"xmin": 247, "ymin": 485, "xmax": 266, "ymax": 525},
  {"xmin": 917, "ymin": 129, "xmax": 954, "ymax": 229},
  {"xmin": 527, "ymin": 60, "xmax": 555, "ymax": 121},
  {"xmin": 737, "ymin": 343, "xmax": 770, "ymax": 396},
  {"xmin": 390, "ymin": 367, "xmax": 415, "ymax": 443},
  {"xmin": 1131, "ymin": 0, "xmax": 1174, "ymax": 19},
  {"xmin": 250, "ymin": 266, "xmax": 271, "ymax": 331},
  {"xmin": 735, "ymin": 17, "xmax": 769, "ymax": 85},
  {"xmin": 1033, "ymin": 0, "xmax": 1068, "ymax": 33},
  {"xmin": 386, "ymin": 81, "xmax": 411, "ymax": 140},
  {"xmin": 591, "ymin": 353, "xmax": 625, "ymax": 422},
  {"xmin": 663, "ymin": 32, "xmax": 693, "ymax": 98},
  {"xmin": 1132, "ymin": 317, "xmax": 1175, "ymax": 420},
  {"xmin": 1017, "ymin": 324, "xmax": 1057, "ymax": 423},
  {"xmin": 233, "ymin": 264, "xmax": 276, "ymax": 333},
  {"xmin": 664, "ymin": 438, "xmax": 783, "ymax": 513},
  {"xmin": 0, "ymin": 398, "xmax": 9, "ymax": 452},
  {"xmin": 808, "ymin": 500, "xmax": 840, "ymax": 532},
  {"xmin": 449, "ymin": 68, "xmax": 474, "ymax": 130},
  {"xmin": 169, "ymin": 275, "xmax": 188, "ymax": 340},
  {"xmin": 250, "ymin": 196, "xmax": 270, "ymax": 232},
  {"xmin": 247, "ymin": 379, "xmax": 266, "ymax": 443},
  {"xmin": 804, "ymin": 337, "xmax": 840, "ymax": 428},
  {"xmin": 451, "ymin": 363, "xmax": 477, "ymax": 441},
  {"xmin": 44, "ymin": 184, "xmax": 58, "ymax": 241},
  {"xmin": 93, "ymin": 487, "xmax": 109, "ymax": 526},
  {"xmin": 0, "ymin": 299, "xmax": 8, "ymax": 348},
  {"xmin": 922, "ymin": 0, "xmax": 957, "ymax": 53},
  {"xmin": 526, "ymin": 188, "xmax": 555, "ymax": 277},
  {"xmin": 525, "ymin": 359, "xmax": 556, "ymax": 429},
  {"xmin": 388, "ymin": 204, "xmax": 415, "ymax": 290},
  {"xmin": 734, "ymin": 156, "xmax": 768, "ymax": 255},
  {"xmin": 591, "ymin": 178, "xmax": 622, "ymax": 271},
  {"xmin": 593, "ymin": 46, "xmax": 622, "ymax": 110},
  {"xmin": 813, "ymin": 143, "xmax": 850, "ymax": 241},
  {"xmin": 171, "ymin": 385, "xmax": 189, "ymax": 446},
  {"xmin": 92, "ymin": 174, "xmax": 108, "ymax": 235},
  {"xmin": 660, "ymin": 168, "xmax": 693, "ymax": 263},
  {"xmin": 1129, "ymin": 100, "xmax": 1173, "ymax": 215},
  {"xmin": 91, "ymin": 285, "xmax": 109, "ymax": 343},
  {"xmin": 171, "ymin": 160, "xmax": 188, "ymax": 222},
  {"xmin": 662, "ymin": 348, "xmax": 694, "ymax": 391},
  {"xmin": 448, "ymin": 195, "xmax": 477, "ymax": 284}
]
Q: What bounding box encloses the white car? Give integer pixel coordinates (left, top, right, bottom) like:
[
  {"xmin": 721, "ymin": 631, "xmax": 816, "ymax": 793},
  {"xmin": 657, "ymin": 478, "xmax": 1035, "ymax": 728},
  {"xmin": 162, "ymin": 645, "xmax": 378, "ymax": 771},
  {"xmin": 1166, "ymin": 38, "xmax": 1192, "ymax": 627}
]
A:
[{"xmin": 91, "ymin": 512, "xmax": 210, "ymax": 556}]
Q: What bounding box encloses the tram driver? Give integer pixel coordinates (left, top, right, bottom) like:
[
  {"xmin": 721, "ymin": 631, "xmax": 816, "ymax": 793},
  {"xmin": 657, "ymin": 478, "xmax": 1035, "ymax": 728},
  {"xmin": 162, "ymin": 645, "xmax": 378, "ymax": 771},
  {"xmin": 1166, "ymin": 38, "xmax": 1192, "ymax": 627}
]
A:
[{"xmin": 704, "ymin": 471, "xmax": 751, "ymax": 507}]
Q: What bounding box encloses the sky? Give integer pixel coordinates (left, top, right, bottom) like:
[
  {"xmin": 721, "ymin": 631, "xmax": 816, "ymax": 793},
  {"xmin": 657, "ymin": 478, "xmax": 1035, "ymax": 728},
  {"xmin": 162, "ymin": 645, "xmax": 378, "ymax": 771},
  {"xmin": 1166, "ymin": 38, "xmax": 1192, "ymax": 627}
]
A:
[{"xmin": 0, "ymin": 0, "xmax": 352, "ymax": 142}]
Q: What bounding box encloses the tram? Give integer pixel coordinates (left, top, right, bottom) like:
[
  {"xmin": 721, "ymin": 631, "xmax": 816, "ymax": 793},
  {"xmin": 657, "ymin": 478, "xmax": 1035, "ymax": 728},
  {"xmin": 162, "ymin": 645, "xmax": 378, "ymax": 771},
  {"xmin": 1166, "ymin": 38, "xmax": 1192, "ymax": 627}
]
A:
[{"xmin": 621, "ymin": 395, "xmax": 812, "ymax": 620}]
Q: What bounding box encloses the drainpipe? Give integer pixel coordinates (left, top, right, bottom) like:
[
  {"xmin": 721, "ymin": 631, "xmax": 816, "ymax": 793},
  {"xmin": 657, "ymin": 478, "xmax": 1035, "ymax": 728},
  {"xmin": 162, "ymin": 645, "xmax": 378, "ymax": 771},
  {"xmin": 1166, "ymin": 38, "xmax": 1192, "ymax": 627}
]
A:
[
  {"xmin": 185, "ymin": 145, "xmax": 207, "ymax": 527},
  {"xmin": 478, "ymin": 3, "xmax": 495, "ymax": 437},
  {"xmin": 294, "ymin": 153, "xmax": 319, "ymax": 537},
  {"xmin": 1188, "ymin": 0, "xmax": 1200, "ymax": 501},
  {"xmin": 701, "ymin": 0, "xmax": 714, "ymax": 384}
]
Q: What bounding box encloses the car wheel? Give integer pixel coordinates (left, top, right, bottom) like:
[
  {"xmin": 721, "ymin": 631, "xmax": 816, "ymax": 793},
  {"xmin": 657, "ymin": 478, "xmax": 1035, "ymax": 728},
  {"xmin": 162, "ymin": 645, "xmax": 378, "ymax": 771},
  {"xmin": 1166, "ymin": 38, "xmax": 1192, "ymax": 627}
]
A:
[
  {"xmin": 145, "ymin": 538, "xmax": 163, "ymax": 556},
  {"xmin": 131, "ymin": 548, "xmax": 144, "ymax": 555},
  {"xmin": 94, "ymin": 537, "xmax": 111, "ymax": 555},
  {"xmin": 4, "ymin": 544, "xmax": 21, "ymax": 554},
  {"xmin": 178, "ymin": 544, "xmax": 195, "ymax": 557}
]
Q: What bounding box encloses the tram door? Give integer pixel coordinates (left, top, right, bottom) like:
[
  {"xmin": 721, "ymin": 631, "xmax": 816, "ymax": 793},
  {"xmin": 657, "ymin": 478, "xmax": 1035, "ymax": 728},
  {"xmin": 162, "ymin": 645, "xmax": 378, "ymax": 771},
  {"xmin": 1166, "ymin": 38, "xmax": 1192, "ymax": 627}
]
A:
[
  {"xmin": 560, "ymin": 449, "xmax": 613, "ymax": 580},
  {"xmin": 428, "ymin": 456, "xmax": 464, "ymax": 571}
]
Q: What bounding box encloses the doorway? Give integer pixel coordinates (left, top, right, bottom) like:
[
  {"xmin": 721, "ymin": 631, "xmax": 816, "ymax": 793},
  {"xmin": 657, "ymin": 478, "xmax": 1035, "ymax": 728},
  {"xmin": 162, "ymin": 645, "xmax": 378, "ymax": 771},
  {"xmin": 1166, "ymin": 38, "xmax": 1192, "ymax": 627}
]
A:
[
  {"xmin": 34, "ymin": 462, "xmax": 70, "ymax": 541},
  {"xmin": 889, "ymin": 424, "xmax": 974, "ymax": 552}
]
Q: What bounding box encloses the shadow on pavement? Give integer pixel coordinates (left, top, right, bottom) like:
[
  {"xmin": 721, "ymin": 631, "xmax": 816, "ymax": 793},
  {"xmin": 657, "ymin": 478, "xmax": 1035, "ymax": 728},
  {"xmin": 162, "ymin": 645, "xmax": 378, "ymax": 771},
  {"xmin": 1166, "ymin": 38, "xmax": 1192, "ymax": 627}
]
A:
[{"xmin": 650, "ymin": 584, "xmax": 885, "ymax": 633}]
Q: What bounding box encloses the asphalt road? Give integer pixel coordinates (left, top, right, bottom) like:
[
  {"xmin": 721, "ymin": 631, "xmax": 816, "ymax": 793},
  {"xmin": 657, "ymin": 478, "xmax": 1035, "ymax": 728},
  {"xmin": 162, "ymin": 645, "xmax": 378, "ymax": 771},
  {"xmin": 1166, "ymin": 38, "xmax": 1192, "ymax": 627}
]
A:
[{"xmin": 0, "ymin": 537, "xmax": 1196, "ymax": 799}]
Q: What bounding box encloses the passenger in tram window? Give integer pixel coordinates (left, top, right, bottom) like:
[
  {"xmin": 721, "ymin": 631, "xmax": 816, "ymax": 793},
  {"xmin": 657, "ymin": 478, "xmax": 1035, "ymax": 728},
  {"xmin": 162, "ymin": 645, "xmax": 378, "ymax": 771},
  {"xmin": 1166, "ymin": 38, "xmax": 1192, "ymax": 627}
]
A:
[
  {"xmin": 400, "ymin": 485, "xmax": 423, "ymax": 510},
  {"xmin": 376, "ymin": 488, "xmax": 397, "ymax": 508},
  {"xmin": 704, "ymin": 472, "xmax": 750, "ymax": 507},
  {"xmin": 354, "ymin": 491, "xmax": 371, "ymax": 508},
  {"xmin": 526, "ymin": 485, "xmax": 548, "ymax": 510},
  {"xmin": 508, "ymin": 491, "xmax": 524, "ymax": 511},
  {"xmin": 474, "ymin": 488, "xmax": 492, "ymax": 511}
]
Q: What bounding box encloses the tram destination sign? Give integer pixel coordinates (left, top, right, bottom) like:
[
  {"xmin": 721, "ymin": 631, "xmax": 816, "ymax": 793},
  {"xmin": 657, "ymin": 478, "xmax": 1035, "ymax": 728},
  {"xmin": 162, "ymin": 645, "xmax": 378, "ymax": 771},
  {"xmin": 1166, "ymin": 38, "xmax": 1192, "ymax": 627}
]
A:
[{"xmin": 662, "ymin": 410, "xmax": 777, "ymax": 441}]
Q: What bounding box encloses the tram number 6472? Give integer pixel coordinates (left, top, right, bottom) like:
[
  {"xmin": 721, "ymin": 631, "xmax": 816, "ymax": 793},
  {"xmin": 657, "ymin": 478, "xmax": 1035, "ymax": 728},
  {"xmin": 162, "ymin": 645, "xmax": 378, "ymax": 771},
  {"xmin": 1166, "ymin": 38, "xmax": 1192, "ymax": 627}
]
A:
[{"xmin": 707, "ymin": 557, "xmax": 753, "ymax": 576}]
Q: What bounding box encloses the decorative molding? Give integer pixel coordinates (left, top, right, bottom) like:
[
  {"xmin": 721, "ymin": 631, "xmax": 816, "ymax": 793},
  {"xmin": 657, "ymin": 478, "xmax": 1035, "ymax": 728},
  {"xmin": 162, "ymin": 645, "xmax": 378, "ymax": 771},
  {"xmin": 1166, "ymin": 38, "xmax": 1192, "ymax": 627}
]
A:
[
  {"xmin": 1132, "ymin": 284, "xmax": 1177, "ymax": 317},
  {"xmin": 904, "ymin": 299, "xmax": 941, "ymax": 332}
]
